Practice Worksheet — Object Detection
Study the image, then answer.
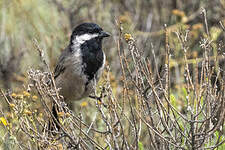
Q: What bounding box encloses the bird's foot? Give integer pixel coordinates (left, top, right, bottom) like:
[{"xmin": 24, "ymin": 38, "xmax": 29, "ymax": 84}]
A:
[{"xmin": 89, "ymin": 95, "xmax": 107, "ymax": 108}]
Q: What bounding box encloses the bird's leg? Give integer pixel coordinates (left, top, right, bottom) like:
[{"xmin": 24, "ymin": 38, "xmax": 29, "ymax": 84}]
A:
[{"xmin": 89, "ymin": 95, "xmax": 107, "ymax": 108}]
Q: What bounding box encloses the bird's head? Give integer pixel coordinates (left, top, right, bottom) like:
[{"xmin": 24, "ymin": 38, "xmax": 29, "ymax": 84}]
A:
[{"xmin": 70, "ymin": 23, "xmax": 110, "ymax": 46}]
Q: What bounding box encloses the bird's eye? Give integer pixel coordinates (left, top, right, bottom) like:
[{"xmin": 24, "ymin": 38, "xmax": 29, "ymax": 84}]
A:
[
  {"xmin": 93, "ymin": 29, "xmax": 98, "ymax": 33},
  {"xmin": 93, "ymin": 28, "xmax": 102, "ymax": 34}
]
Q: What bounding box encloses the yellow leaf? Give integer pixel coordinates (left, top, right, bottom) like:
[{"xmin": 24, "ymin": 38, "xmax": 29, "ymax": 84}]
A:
[
  {"xmin": 172, "ymin": 9, "xmax": 185, "ymax": 17},
  {"xmin": 9, "ymin": 103, "xmax": 15, "ymax": 108},
  {"xmin": 124, "ymin": 33, "xmax": 132, "ymax": 41},
  {"xmin": 80, "ymin": 101, "xmax": 88, "ymax": 107},
  {"xmin": 23, "ymin": 91, "xmax": 31, "ymax": 97},
  {"xmin": 65, "ymin": 112, "xmax": 70, "ymax": 117},
  {"xmin": 192, "ymin": 23, "xmax": 203, "ymax": 30},
  {"xmin": 181, "ymin": 16, "xmax": 188, "ymax": 23},
  {"xmin": 24, "ymin": 110, "xmax": 32, "ymax": 116},
  {"xmin": 57, "ymin": 112, "xmax": 65, "ymax": 117},
  {"xmin": 11, "ymin": 93, "xmax": 17, "ymax": 98},
  {"xmin": 32, "ymin": 95, "xmax": 38, "ymax": 100},
  {"xmin": 97, "ymin": 100, "xmax": 102, "ymax": 105},
  {"xmin": 0, "ymin": 117, "xmax": 8, "ymax": 126},
  {"xmin": 17, "ymin": 94, "xmax": 24, "ymax": 99}
]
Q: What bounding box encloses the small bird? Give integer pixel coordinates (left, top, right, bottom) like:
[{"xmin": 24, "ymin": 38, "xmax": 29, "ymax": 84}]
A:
[
  {"xmin": 54, "ymin": 23, "xmax": 110, "ymax": 107},
  {"xmin": 50, "ymin": 23, "xmax": 109, "ymax": 130}
]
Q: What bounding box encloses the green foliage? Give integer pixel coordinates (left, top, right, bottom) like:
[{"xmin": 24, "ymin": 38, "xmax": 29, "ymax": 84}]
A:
[
  {"xmin": 138, "ymin": 141, "xmax": 144, "ymax": 150},
  {"xmin": 170, "ymin": 93, "xmax": 177, "ymax": 108}
]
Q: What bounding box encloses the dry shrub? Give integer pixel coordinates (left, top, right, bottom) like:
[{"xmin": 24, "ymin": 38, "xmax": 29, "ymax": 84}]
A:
[{"xmin": 0, "ymin": 10, "xmax": 225, "ymax": 150}]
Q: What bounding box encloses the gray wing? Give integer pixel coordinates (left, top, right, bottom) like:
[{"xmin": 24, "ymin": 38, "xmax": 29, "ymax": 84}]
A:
[{"xmin": 54, "ymin": 47, "xmax": 70, "ymax": 79}]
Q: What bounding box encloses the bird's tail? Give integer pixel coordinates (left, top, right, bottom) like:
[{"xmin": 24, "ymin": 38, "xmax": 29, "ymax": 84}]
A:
[{"xmin": 48, "ymin": 103, "xmax": 60, "ymax": 133}]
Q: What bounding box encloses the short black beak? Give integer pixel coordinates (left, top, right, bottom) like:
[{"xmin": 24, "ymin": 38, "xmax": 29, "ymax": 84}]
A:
[{"xmin": 100, "ymin": 31, "xmax": 110, "ymax": 38}]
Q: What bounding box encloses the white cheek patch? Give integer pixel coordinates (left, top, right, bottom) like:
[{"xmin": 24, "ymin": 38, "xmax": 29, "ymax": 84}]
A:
[
  {"xmin": 74, "ymin": 33, "xmax": 99, "ymax": 45},
  {"xmin": 71, "ymin": 33, "xmax": 99, "ymax": 51}
]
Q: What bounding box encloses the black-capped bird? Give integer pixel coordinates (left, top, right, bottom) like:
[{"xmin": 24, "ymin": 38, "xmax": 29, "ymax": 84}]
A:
[{"xmin": 51, "ymin": 23, "xmax": 110, "ymax": 129}]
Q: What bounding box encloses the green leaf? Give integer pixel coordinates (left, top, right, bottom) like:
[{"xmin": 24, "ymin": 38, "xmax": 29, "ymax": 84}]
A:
[
  {"xmin": 170, "ymin": 93, "xmax": 176, "ymax": 107},
  {"xmin": 182, "ymin": 87, "xmax": 187, "ymax": 97},
  {"xmin": 138, "ymin": 141, "xmax": 144, "ymax": 150}
]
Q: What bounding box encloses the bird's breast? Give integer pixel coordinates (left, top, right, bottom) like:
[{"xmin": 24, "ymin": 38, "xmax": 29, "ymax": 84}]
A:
[{"xmin": 55, "ymin": 45, "xmax": 105, "ymax": 102}]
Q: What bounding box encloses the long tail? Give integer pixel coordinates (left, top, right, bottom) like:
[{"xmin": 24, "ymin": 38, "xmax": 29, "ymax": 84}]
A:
[{"xmin": 48, "ymin": 103, "xmax": 60, "ymax": 132}]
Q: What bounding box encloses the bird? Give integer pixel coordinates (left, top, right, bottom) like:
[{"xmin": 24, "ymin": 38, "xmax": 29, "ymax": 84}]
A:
[{"xmin": 50, "ymin": 23, "xmax": 110, "ymax": 129}]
